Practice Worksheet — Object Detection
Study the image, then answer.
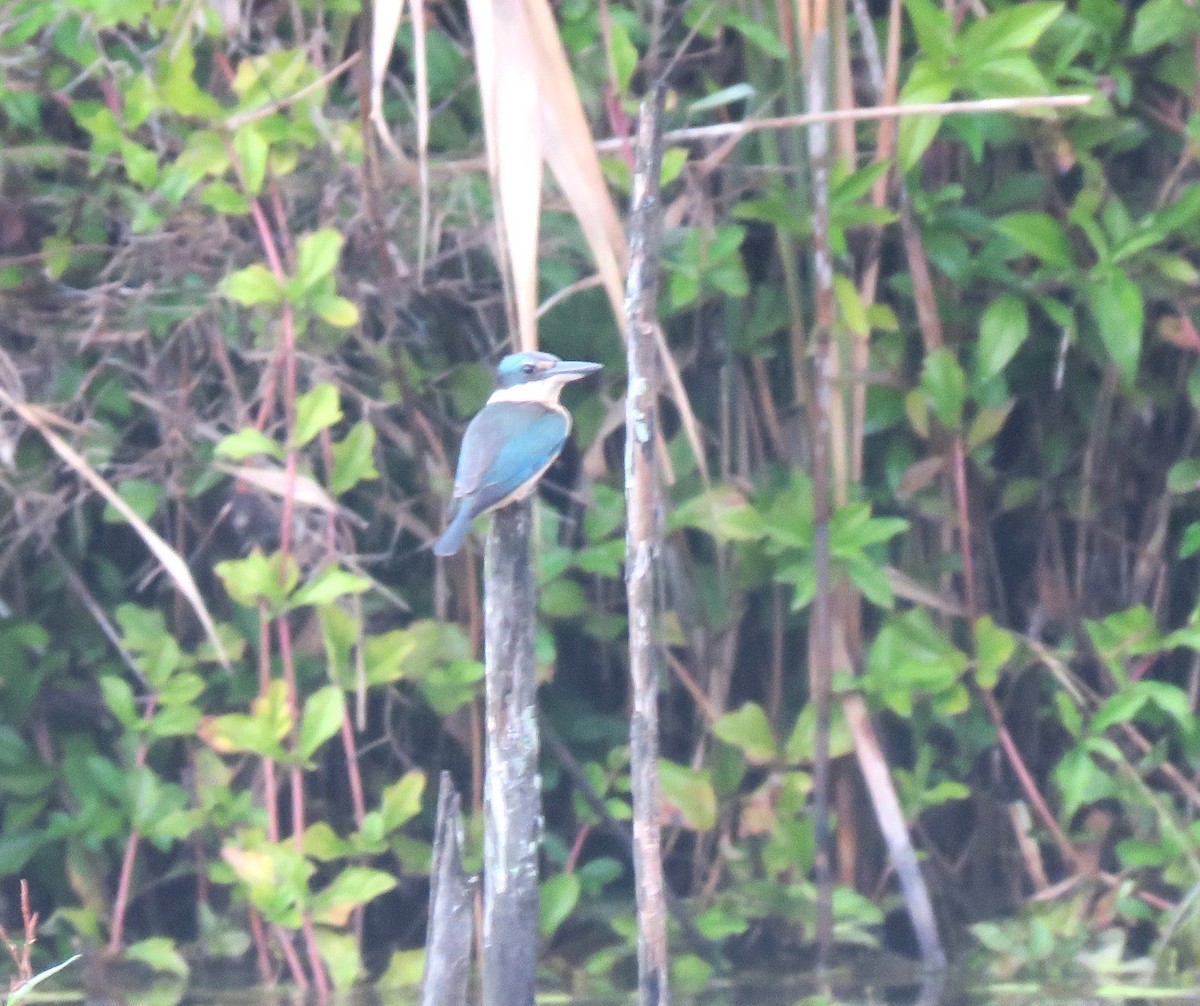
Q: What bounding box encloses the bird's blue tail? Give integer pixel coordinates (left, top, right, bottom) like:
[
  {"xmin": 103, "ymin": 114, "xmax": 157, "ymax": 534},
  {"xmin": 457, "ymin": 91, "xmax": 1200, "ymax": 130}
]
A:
[{"xmin": 433, "ymin": 505, "xmax": 474, "ymax": 556}]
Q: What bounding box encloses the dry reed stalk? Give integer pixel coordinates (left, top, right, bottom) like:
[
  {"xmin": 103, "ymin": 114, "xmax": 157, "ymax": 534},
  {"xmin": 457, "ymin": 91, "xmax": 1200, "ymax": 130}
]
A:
[{"xmin": 0, "ymin": 391, "xmax": 230, "ymax": 667}]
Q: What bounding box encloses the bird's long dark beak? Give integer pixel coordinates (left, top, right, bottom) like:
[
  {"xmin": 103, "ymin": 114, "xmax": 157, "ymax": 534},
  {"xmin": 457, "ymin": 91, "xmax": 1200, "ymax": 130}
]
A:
[{"xmin": 549, "ymin": 360, "xmax": 603, "ymax": 381}]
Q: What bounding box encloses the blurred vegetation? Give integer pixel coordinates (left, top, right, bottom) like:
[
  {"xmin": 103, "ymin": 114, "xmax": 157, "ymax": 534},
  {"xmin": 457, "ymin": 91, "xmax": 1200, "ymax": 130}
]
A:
[{"xmin": 2, "ymin": 0, "xmax": 1200, "ymax": 996}]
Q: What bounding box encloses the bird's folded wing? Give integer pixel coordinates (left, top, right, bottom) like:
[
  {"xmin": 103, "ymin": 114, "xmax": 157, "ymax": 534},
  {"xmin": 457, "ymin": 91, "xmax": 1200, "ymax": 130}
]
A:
[{"xmin": 453, "ymin": 402, "xmax": 569, "ymax": 505}]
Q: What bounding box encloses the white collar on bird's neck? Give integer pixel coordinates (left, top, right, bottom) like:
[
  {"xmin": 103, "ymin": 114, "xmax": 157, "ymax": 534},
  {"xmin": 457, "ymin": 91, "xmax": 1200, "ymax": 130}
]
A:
[{"xmin": 487, "ymin": 375, "xmax": 575, "ymax": 407}]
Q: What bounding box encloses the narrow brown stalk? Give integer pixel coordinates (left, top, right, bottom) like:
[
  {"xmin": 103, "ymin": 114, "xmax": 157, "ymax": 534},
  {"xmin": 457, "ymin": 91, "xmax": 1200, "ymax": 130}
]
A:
[
  {"xmin": 624, "ymin": 85, "xmax": 671, "ymax": 1006},
  {"xmin": 803, "ymin": 0, "xmax": 837, "ymax": 966}
]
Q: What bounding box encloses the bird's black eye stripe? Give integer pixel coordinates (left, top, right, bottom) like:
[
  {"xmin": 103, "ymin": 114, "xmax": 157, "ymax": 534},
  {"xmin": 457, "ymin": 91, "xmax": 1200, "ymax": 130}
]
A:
[{"xmin": 522, "ymin": 363, "xmax": 536, "ymax": 374}]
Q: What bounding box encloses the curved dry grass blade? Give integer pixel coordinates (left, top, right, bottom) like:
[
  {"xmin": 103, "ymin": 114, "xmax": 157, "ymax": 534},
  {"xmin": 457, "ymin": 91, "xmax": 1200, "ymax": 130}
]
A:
[
  {"xmin": 413, "ymin": 0, "xmax": 431, "ymax": 282},
  {"xmin": 522, "ymin": 0, "xmax": 708, "ymax": 480},
  {"xmin": 0, "ymin": 393, "xmax": 231, "ymax": 668},
  {"xmin": 214, "ymin": 462, "xmax": 367, "ymax": 527},
  {"xmin": 371, "ymin": 0, "xmax": 409, "ymax": 161},
  {"xmin": 467, "ymin": 0, "xmax": 543, "ymax": 351}
]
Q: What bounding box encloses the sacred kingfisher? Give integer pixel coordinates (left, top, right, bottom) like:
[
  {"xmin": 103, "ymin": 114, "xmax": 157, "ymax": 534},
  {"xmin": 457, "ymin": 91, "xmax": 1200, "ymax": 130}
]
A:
[{"xmin": 433, "ymin": 351, "xmax": 602, "ymax": 556}]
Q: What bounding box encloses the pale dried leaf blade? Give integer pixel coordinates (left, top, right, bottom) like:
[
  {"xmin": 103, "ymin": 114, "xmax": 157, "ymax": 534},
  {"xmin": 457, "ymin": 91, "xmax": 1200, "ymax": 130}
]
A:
[
  {"xmin": 467, "ymin": 0, "xmax": 543, "ymax": 351},
  {"xmin": 522, "ymin": 0, "xmax": 707, "ymax": 480},
  {"xmin": 371, "ymin": 0, "xmax": 408, "ymax": 160},
  {"xmin": 215, "ymin": 462, "xmax": 368, "ymax": 527},
  {"xmin": 413, "ymin": 0, "xmax": 431, "ymax": 280},
  {"xmin": 0, "ymin": 394, "xmax": 231, "ymax": 668}
]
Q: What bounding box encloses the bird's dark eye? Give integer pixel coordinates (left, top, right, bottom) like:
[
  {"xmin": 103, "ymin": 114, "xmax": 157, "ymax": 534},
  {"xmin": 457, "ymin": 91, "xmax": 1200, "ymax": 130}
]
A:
[{"xmin": 522, "ymin": 363, "xmax": 536, "ymax": 375}]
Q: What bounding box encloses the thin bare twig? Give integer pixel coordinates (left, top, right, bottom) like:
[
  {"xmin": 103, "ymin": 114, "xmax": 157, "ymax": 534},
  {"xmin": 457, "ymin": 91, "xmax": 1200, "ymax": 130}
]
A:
[{"xmin": 594, "ymin": 93, "xmax": 1092, "ymax": 150}]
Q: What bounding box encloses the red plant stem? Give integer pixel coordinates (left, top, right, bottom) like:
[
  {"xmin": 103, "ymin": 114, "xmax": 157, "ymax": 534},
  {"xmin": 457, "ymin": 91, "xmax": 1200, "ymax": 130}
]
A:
[
  {"xmin": 301, "ymin": 914, "xmax": 329, "ymax": 1000},
  {"xmin": 108, "ymin": 831, "xmax": 140, "ymax": 953},
  {"xmin": 258, "ymin": 604, "xmax": 281, "ymax": 844},
  {"xmin": 249, "ymin": 907, "xmax": 274, "ymax": 985},
  {"xmin": 564, "ymin": 824, "xmax": 590, "ymax": 875},
  {"xmin": 953, "ymin": 435, "xmax": 1080, "ymax": 868},
  {"xmin": 340, "ymin": 712, "xmax": 367, "ymax": 825},
  {"xmin": 319, "ymin": 428, "xmax": 339, "ymax": 555},
  {"xmin": 277, "ymin": 615, "xmax": 330, "ymax": 998},
  {"xmin": 277, "ymin": 617, "xmax": 305, "ymax": 854},
  {"xmin": 985, "ymin": 691, "xmax": 1080, "ymax": 869},
  {"xmin": 274, "ymin": 924, "xmax": 310, "ymax": 989},
  {"xmin": 227, "ymin": 93, "xmax": 321, "ymax": 996},
  {"xmin": 108, "ymin": 695, "xmax": 158, "ymax": 953},
  {"xmin": 951, "ymin": 437, "xmax": 978, "ymax": 622}
]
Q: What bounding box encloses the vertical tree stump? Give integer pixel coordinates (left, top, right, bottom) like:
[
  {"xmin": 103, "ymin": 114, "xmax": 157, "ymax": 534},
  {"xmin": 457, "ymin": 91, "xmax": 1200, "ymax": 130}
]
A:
[
  {"xmin": 420, "ymin": 771, "xmax": 476, "ymax": 1006},
  {"xmin": 481, "ymin": 499, "xmax": 541, "ymax": 1006}
]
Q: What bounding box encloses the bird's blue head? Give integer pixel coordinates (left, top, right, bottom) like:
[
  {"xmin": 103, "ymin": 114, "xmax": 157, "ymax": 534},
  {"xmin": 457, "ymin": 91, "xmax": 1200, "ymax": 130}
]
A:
[{"xmin": 494, "ymin": 351, "xmax": 602, "ymax": 390}]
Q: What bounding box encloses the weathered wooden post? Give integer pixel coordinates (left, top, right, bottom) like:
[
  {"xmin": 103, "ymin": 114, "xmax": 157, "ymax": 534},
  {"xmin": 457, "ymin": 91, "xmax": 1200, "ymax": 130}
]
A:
[
  {"xmin": 481, "ymin": 499, "xmax": 540, "ymax": 1006},
  {"xmin": 624, "ymin": 85, "xmax": 671, "ymax": 1006},
  {"xmin": 420, "ymin": 771, "xmax": 476, "ymax": 1006}
]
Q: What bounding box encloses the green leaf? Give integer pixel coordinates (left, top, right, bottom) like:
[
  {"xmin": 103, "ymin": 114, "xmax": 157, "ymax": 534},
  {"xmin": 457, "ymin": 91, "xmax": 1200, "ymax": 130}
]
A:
[
  {"xmin": 298, "ymin": 685, "xmax": 345, "ymax": 759},
  {"xmin": 103, "ymin": 479, "xmax": 162, "ymax": 524},
  {"xmin": 99, "ymin": 675, "xmax": 139, "ymax": 730},
  {"xmin": 784, "ymin": 703, "xmax": 854, "ymax": 763},
  {"xmin": 669, "ymin": 486, "xmax": 765, "ymax": 541},
  {"xmin": 689, "ymin": 83, "xmax": 756, "ymax": 115},
  {"xmin": 1087, "ymin": 270, "xmax": 1143, "ymax": 384},
  {"xmin": 330, "ymin": 421, "xmax": 379, "ymax": 494},
  {"xmin": 215, "ymin": 549, "xmax": 299, "ymax": 610},
  {"xmin": 1179, "ymin": 521, "xmax": 1200, "ymax": 558},
  {"xmin": 293, "ymin": 383, "xmax": 343, "ymax": 448},
  {"xmin": 968, "ymin": 402, "xmax": 1015, "ymax": 451},
  {"xmin": 712, "ymin": 703, "xmax": 777, "ymax": 764},
  {"xmin": 723, "ymin": 10, "xmax": 788, "ymax": 59},
  {"xmin": 314, "ymin": 294, "xmax": 360, "ymax": 328},
  {"xmin": 315, "ymin": 930, "xmax": 361, "ymax": 991},
  {"xmin": 380, "ymin": 770, "xmax": 426, "ymax": 831},
  {"xmin": 295, "ymin": 228, "xmax": 344, "ymax": 292},
  {"xmin": 120, "ymin": 140, "xmax": 159, "ymax": 188},
  {"xmin": 1167, "ymin": 459, "xmax": 1200, "ymax": 494},
  {"xmin": 834, "ymin": 274, "xmax": 870, "ymax": 337},
  {"xmin": 920, "ymin": 348, "xmax": 966, "ymax": 429},
  {"xmin": 124, "ymin": 936, "xmax": 189, "ymax": 977},
  {"xmin": 976, "ymin": 293, "xmax": 1029, "ymax": 382},
  {"xmin": 659, "ymin": 760, "xmax": 717, "ymax": 831},
  {"xmin": 291, "ymin": 567, "xmax": 371, "ymax": 608},
  {"xmin": 904, "ymin": 0, "xmax": 955, "ymax": 64},
  {"xmin": 215, "ymin": 427, "xmax": 284, "ymax": 461},
  {"xmin": 958, "ymin": 3, "xmax": 1064, "ymax": 61},
  {"xmin": 539, "ymin": 873, "xmax": 580, "ymax": 938},
  {"xmin": 222, "ymin": 264, "xmax": 282, "ymax": 307},
  {"xmin": 378, "ymin": 949, "xmax": 425, "ymax": 990},
  {"xmin": 608, "ymin": 20, "xmax": 638, "ymax": 93},
  {"xmin": 974, "ymin": 615, "xmax": 1015, "ymax": 689},
  {"xmin": 1131, "ymin": 0, "xmax": 1198, "ymax": 53},
  {"xmin": 233, "ymin": 123, "xmax": 269, "ymax": 195},
  {"xmin": 200, "ymin": 181, "xmax": 250, "ymax": 215},
  {"xmin": 994, "ymin": 212, "xmax": 1072, "ymax": 268},
  {"xmin": 6, "ymin": 955, "xmax": 80, "ymax": 1006},
  {"xmin": 312, "ymin": 866, "xmax": 398, "ymax": 926},
  {"xmin": 897, "ymin": 64, "xmax": 952, "ymax": 172}
]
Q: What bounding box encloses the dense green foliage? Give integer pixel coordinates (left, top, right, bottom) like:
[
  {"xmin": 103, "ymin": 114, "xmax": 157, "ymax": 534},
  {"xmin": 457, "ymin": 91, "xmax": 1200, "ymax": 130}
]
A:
[{"xmin": 3, "ymin": 0, "xmax": 1200, "ymax": 995}]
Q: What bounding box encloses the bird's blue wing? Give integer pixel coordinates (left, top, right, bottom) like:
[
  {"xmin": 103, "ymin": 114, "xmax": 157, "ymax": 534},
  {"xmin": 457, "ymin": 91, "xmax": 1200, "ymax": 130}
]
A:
[{"xmin": 453, "ymin": 402, "xmax": 569, "ymax": 515}]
